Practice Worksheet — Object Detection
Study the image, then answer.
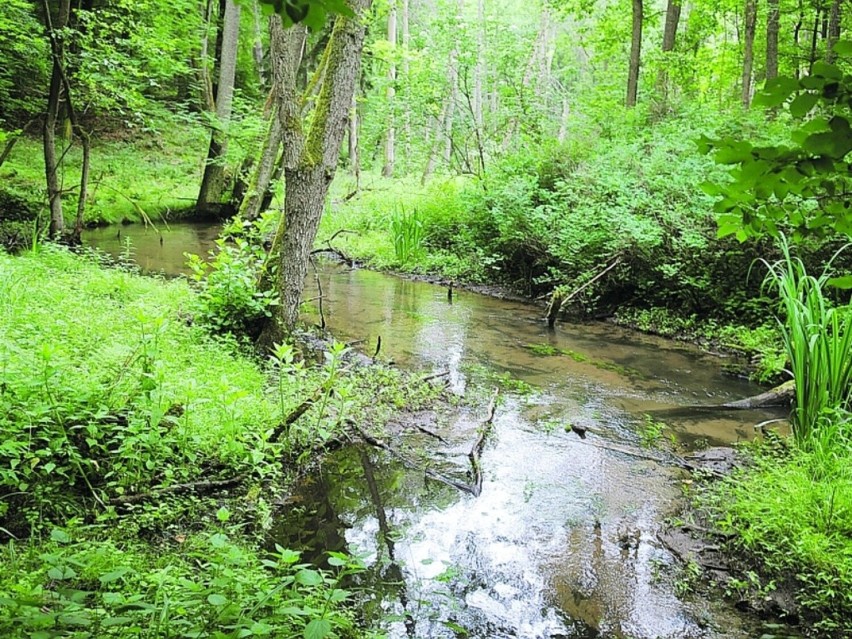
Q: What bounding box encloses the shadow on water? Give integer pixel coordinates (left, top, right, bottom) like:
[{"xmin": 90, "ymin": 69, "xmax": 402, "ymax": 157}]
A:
[{"xmin": 87, "ymin": 223, "xmax": 787, "ymax": 639}]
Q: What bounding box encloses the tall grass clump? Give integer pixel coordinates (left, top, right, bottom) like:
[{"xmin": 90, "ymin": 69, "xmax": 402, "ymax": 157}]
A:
[
  {"xmin": 390, "ymin": 207, "xmax": 424, "ymax": 265},
  {"xmin": 762, "ymin": 237, "xmax": 852, "ymax": 450}
]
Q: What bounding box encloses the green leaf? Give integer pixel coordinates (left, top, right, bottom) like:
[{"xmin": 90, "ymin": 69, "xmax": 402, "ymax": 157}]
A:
[
  {"xmin": 99, "ymin": 567, "xmax": 131, "ymax": 584},
  {"xmin": 789, "ymin": 92, "xmax": 818, "ymax": 118},
  {"xmin": 207, "ymin": 593, "xmax": 228, "ymax": 606},
  {"xmin": 828, "ymin": 276, "xmax": 852, "ymax": 289},
  {"xmin": 295, "ymin": 569, "xmax": 324, "ymax": 586},
  {"xmin": 304, "ymin": 618, "xmax": 332, "ymax": 639},
  {"xmin": 50, "ymin": 528, "xmax": 71, "ymax": 544}
]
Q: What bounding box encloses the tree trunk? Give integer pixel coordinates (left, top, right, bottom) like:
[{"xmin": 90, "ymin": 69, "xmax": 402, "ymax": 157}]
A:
[
  {"xmin": 626, "ymin": 0, "xmax": 643, "ymax": 107},
  {"xmin": 268, "ymin": 0, "xmax": 371, "ymax": 336},
  {"xmin": 251, "ymin": 2, "xmax": 266, "ymax": 88},
  {"xmin": 809, "ymin": 7, "xmax": 821, "ymax": 74},
  {"xmin": 199, "ymin": 0, "xmax": 216, "ymax": 112},
  {"xmin": 657, "ymin": 0, "xmax": 681, "ymax": 101},
  {"xmin": 238, "ymin": 107, "xmax": 283, "ymax": 222},
  {"xmin": 472, "ymin": 0, "xmax": 484, "ymax": 128},
  {"xmin": 43, "ymin": 0, "xmax": 71, "ymax": 240},
  {"xmin": 766, "ymin": 0, "xmax": 780, "ymax": 80},
  {"xmin": 826, "ymin": 0, "xmax": 842, "ymax": 63},
  {"xmin": 196, "ymin": 0, "xmax": 241, "ymax": 217},
  {"xmin": 382, "ymin": 0, "xmax": 397, "ymax": 178},
  {"xmin": 741, "ymin": 0, "xmax": 756, "ymax": 107},
  {"xmin": 349, "ymin": 89, "xmax": 360, "ymax": 186},
  {"xmin": 401, "ymin": 0, "xmax": 411, "ymax": 162}
]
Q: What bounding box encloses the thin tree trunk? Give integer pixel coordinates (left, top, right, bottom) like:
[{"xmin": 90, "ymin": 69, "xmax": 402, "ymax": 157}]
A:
[
  {"xmin": 43, "ymin": 0, "xmax": 71, "ymax": 240},
  {"xmin": 826, "ymin": 0, "xmax": 842, "ymax": 63},
  {"xmin": 741, "ymin": 0, "xmax": 756, "ymax": 107},
  {"xmin": 657, "ymin": 0, "xmax": 681, "ymax": 101},
  {"xmin": 809, "ymin": 7, "xmax": 821, "ymax": 74},
  {"xmin": 199, "ymin": 0, "xmax": 216, "ymax": 112},
  {"xmin": 349, "ymin": 89, "xmax": 360, "ymax": 186},
  {"xmin": 251, "ymin": 2, "xmax": 266, "ymax": 88},
  {"xmin": 421, "ymin": 111, "xmax": 441, "ymax": 184},
  {"xmin": 557, "ymin": 97, "xmax": 570, "ymax": 143},
  {"xmin": 401, "ymin": 0, "xmax": 411, "ymax": 162},
  {"xmin": 794, "ymin": 0, "xmax": 804, "ymax": 78},
  {"xmin": 266, "ymin": 0, "xmax": 371, "ymax": 337},
  {"xmin": 238, "ymin": 106, "xmax": 282, "ymax": 222},
  {"xmin": 472, "ymin": 0, "xmax": 484, "ymax": 128},
  {"xmin": 382, "ymin": 0, "xmax": 397, "ymax": 177},
  {"xmin": 626, "ymin": 0, "xmax": 643, "ymax": 107},
  {"xmin": 196, "ymin": 0, "xmax": 241, "ymax": 217},
  {"xmin": 766, "ymin": 0, "xmax": 780, "ymax": 80}
]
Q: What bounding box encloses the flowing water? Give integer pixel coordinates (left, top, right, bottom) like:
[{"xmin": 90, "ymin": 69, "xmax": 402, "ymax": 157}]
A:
[{"xmin": 85, "ymin": 223, "xmax": 787, "ymax": 639}]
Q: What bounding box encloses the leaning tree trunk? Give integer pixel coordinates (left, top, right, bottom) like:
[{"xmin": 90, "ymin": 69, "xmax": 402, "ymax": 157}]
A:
[
  {"xmin": 196, "ymin": 0, "xmax": 241, "ymax": 217},
  {"xmin": 237, "ymin": 105, "xmax": 283, "ymax": 222},
  {"xmin": 741, "ymin": 0, "xmax": 756, "ymax": 107},
  {"xmin": 626, "ymin": 0, "xmax": 643, "ymax": 107},
  {"xmin": 766, "ymin": 0, "xmax": 780, "ymax": 80},
  {"xmin": 264, "ymin": 0, "xmax": 371, "ymax": 337}
]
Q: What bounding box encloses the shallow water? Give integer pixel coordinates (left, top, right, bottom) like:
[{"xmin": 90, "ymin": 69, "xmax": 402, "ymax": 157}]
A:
[{"xmin": 86, "ymin": 222, "xmax": 786, "ymax": 639}]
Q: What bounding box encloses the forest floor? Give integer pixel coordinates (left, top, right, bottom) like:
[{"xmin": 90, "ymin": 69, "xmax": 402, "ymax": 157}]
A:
[{"xmin": 0, "ymin": 246, "xmax": 446, "ymax": 638}]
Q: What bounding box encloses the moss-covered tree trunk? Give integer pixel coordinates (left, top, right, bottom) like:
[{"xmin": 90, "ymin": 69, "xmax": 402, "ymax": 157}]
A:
[
  {"xmin": 260, "ymin": 0, "xmax": 371, "ymax": 340},
  {"xmin": 741, "ymin": 0, "xmax": 756, "ymax": 107}
]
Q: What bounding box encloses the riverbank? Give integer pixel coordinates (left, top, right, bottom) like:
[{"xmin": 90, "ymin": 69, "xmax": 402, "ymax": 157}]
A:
[
  {"xmin": 668, "ymin": 438, "xmax": 852, "ymax": 638},
  {"xmin": 0, "ymin": 246, "xmax": 443, "ymax": 638},
  {"xmin": 318, "ymin": 173, "xmax": 788, "ymax": 384}
]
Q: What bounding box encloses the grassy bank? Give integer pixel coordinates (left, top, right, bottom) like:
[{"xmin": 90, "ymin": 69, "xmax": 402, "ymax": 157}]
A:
[
  {"xmin": 0, "ymin": 123, "xmax": 206, "ymax": 229},
  {"xmin": 697, "ymin": 441, "xmax": 852, "ymax": 636},
  {"xmin": 0, "ymin": 246, "xmax": 437, "ymax": 638}
]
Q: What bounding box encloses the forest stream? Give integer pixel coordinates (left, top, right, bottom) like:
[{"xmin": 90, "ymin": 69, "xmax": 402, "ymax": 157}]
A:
[{"xmin": 85, "ymin": 223, "xmax": 789, "ymax": 639}]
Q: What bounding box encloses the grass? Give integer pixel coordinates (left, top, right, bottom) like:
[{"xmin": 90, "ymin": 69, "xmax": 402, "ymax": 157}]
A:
[
  {"xmin": 0, "ymin": 245, "xmax": 442, "ymax": 638},
  {"xmin": 0, "ymin": 123, "xmax": 206, "ymax": 226},
  {"xmin": 762, "ymin": 239, "xmax": 852, "ymax": 447},
  {"xmin": 701, "ymin": 441, "xmax": 852, "ymax": 636}
]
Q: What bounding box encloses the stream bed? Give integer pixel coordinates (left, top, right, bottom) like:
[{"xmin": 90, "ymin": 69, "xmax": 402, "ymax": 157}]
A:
[{"xmin": 85, "ymin": 223, "xmax": 786, "ymax": 639}]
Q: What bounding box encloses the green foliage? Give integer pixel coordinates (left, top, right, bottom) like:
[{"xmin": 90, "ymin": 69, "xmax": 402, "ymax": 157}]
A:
[
  {"xmin": 0, "ymin": 247, "xmax": 283, "ymax": 534},
  {"xmin": 0, "ymin": 526, "xmax": 367, "ymax": 639},
  {"xmin": 703, "ymin": 43, "xmax": 852, "ymax": 240},
  {"xmin": 702, "ymin": 441, "xmax": 852, "ymax": 634},
  {"xmin": 390, "ymin": 208, "xmax": 424, "ymax": 265},
  {"xmin": 187, "ymin": 235, "xmax": 279, "ymax": 340},
  {"xmin": 0, "ymin": 0, "xmax": 48, "ymax": 124},
  {"xmin": 761, "ymin": 238, "xmax": 852, "ymax": 448}
]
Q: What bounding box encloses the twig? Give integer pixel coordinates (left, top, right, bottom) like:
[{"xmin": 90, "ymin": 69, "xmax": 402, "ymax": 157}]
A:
[
  {"xmin": 270, "ymin": 388, "xmax": 323, "ymax": 442},
  {"xmin": 374, "ymin": 335, "xmax": 382, "ymax": 358},
  {"xmin": 110, "ymin": 474, "xmax": 247, "ymax": 505},
  {"xmin": 421, "ymin": 370, "xmax": 450, "ymax": 383},
  {"xmin": 547, "ymin": 256, "xmax": 623, "ymax": 327},
  {"xmin": 310, "ymin": 257, "xmax": 325, "ymax": 330}
]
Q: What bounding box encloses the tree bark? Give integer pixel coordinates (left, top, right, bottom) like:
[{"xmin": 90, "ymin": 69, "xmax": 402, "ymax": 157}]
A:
[
  {"xmin": 196, "ymin": 0, "xmax": 241, "ymax": 217},
  {"xmin": 251, "ymin": 2, "xmax": 266, "ymax": 88},
  {"xmin": 766, "ymin": 0, "xmax": 780, "ymax": 80},
  {"xmin": 382, "ymin": 0, "xmax": 397, "ymax": 178},
  {"xmin": 626, "ymin": 0, "xmax": 643, "ymax": 107},
  {"xmin": 657, "ymin": 0, "xmax": 681, "ymax": 101},
  {"xmin": 267, "ymin": 0, "xmax": 371, "ymax": 336},
  {"xmin": 741, "ymin": 0, "xmax": 756, "ymax": 107},
  {"xmin": 826, "ymin": 0, "xmax": 842, "ymax": 63},
  {"xmin": 349, "ymin": 89, "xmax": 360, "ymax": 186},
  {"xmin": 43, "ymin": 0, "xmax": 71, "ymax": 240},
  {"xmin": 809, "ymin": 6, "xmax": 821, "ymax": 75},
  {"xmin": 238, "ymin": 106, "xmax": 283, "ymax": 222}
]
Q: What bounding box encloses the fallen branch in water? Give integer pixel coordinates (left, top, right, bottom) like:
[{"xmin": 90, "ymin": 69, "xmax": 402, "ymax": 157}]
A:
[
  {"xmin": 468, "ymin": 388, "xmax": 499, "ymax": 497},
  {"xmin": 546, "ymin": 256, "xmax": 622, "ymax": 327},
  {"xmin": 110, "ymin": 474, "xmax": 247, "ymax": 506},
  {"xmin": 350, "ymin": 422, "xmax": 476, "ymax": 495}
]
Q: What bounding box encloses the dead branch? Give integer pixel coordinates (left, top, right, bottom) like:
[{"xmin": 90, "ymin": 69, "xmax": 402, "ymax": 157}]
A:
[
  {"xmin": 468, "ymin": 388, "xmax": 499, "ymax": 497},
  {"xmin": 546, "ymin": 256, "xmax": 623, "ymax": 327},
  {"xmin": 110, "ymin": 474, "xmax": 247, "ymax": 506},
  {"xmin": 270, "ymin": 388, "xmax": 323, "ymax": 443}
]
